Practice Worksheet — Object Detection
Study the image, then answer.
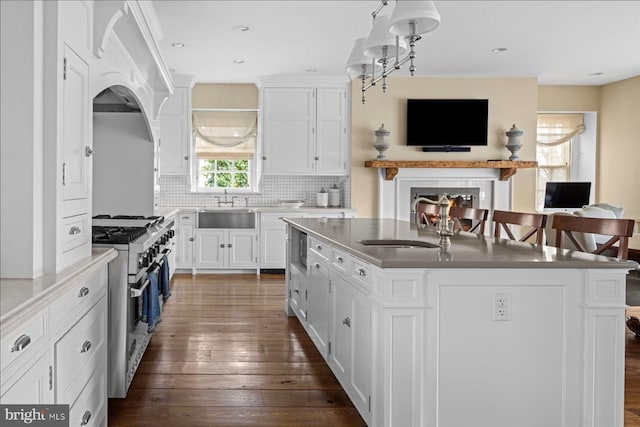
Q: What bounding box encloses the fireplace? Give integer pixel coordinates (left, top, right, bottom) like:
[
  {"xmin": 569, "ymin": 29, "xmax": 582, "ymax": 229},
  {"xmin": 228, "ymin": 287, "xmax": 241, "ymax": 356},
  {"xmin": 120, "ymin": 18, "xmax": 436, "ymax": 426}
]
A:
[{"xmin": 375, "ymin": 166, "xmax": 512, "ymax": 234}]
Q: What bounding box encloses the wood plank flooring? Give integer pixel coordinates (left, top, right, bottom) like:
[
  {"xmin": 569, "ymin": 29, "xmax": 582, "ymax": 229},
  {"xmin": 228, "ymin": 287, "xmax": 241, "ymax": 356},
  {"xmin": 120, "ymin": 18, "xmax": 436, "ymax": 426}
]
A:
[
  {"xmin": 108, "ymin": 273, "xmax": 366, "ymax": 427},
  {"xmin": 109, "ymin": 273, "xmax": 640, "ymax": 426}
]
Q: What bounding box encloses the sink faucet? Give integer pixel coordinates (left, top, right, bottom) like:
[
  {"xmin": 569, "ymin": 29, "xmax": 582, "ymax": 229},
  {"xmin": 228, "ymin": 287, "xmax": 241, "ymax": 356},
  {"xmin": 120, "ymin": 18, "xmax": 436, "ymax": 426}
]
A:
[
  {"xmin": 411, "ymin": 194, "xmax": 453, "ymax": 240},
  {"xmin": 216, "ymin": 189, "xmax": 237, "ymax": 207}
]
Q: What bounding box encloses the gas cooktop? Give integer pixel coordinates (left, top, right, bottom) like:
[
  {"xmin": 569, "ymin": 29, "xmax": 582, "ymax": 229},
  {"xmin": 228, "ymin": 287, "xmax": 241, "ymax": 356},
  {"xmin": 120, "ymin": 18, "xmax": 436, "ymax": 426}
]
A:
[{"xmin": 92, "ymin": 226, "xmax": 148, "ymax": 244}]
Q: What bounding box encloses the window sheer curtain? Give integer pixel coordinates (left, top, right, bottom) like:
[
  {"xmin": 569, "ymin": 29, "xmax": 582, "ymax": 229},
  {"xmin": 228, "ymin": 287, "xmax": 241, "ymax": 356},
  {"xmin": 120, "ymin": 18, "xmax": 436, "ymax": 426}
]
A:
[
  {"xmin": 536, "ymin": 113, "xmax": 586, "ymax": 210},
  {"xmin": 193, "ymin": 110, "xmax": 257, "ymax": 160}
]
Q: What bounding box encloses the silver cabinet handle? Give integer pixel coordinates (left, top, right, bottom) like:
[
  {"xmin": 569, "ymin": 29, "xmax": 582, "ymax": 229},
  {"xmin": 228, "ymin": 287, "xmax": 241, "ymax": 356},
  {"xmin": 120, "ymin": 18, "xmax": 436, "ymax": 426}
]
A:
[
  {"xmin": 184, "ymin": 156, "xmax": 189, "ymax": 161},
  {"xmin": 81, "ymin": 410, "xmax": 92, "ymax": 426},
  {"xmin": 181, "ymin": 216, "xmax": 190, "ymax": 220},
  {"xmin": 293, "ymin": 289, "xmax": 299, "ymax": 294},
  {"xmin": 342, "ymin": 317, "xmax": 351, "ymax": 327},
  {"xmin": 85, "ymin": 146, "xmax": 94, "ymax": 157},
  {"xmin": 356, "ymin": 267, "xmax": 366, "ymax": 277},
  {"xmin": 219, "ymin": 243, "xmax": 225, "ymax": 248},
  {"xmin": 78, "ymin": 287, "xmax": 89, "ymax": 298},
  {"xmin": 227, "ymin": 243, "xmax": 232, "ymax": 248},
  {"xmin": 314, "ymin": 263, "xmax": 321, "ymax": 269},
  {"xmin": 11, "ymin": 334, "xmax": 31, "ymax": 352},
  {"xmin": 336, "ymin": 256, "xmax": 344, "ymax": 264},
  {"xmin": 69, "ymin": 226, "xmax": 81, "ymax": 235},
  {"xmin": 81, "ymin": 340, "xmax": 92, "ymax": 353},
  {"xmin": 189, "ymin": 237, "xmax": 194, "ymax": 242},
  {"xmin": 314, "ymin": 156, "xmax": 320, "ymax": 161},
  {"xmin": 262, "ymin": 156, "xmax": 267, "ymax": 160},
  {"xmin": 315, "ymin": 244, "xmax": 322, "ymax": 251}
]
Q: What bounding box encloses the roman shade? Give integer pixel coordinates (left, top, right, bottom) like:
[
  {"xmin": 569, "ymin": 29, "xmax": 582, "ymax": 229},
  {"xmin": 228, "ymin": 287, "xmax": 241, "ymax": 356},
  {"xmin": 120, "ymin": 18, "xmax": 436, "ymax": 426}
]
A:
[
  {"xmin": 193, "ymin": 110, "xmax": 257, "ymax": 160},
  {"xmin": 537, "ymin": 113, "xmax": 585, "ymax": 146}
]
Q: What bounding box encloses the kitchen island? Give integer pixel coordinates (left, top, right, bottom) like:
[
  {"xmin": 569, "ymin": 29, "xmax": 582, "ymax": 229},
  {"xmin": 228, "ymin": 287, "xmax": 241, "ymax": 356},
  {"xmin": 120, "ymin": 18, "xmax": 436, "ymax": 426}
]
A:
[{"xmin": 283, "ymin": 218, "xmax": 638, "ymax": 427}]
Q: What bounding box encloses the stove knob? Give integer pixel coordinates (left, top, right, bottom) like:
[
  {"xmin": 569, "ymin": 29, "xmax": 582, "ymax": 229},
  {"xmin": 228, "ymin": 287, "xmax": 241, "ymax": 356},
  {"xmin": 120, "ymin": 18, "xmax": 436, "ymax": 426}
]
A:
[{"xmin": 168, "ymin": 229, "xmax": 175, "ymax": 238}]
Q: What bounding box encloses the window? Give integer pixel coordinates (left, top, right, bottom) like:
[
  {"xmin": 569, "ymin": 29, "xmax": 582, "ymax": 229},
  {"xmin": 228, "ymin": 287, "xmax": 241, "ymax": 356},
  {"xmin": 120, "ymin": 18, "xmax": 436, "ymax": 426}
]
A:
[
  {"xmin": 535, "ymin": 113, "xmax": 585, "ymax": 210},
  {"xmin": 192, "ymin": 110, "xmax": 258, "ymax": 192}
]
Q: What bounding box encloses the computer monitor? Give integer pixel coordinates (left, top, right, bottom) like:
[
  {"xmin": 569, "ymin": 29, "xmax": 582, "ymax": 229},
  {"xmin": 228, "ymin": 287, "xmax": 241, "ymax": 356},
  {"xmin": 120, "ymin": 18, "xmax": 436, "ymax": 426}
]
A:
[{"xmin": 543, "ymin": 182, "xmax": 592, "ymax": 212}]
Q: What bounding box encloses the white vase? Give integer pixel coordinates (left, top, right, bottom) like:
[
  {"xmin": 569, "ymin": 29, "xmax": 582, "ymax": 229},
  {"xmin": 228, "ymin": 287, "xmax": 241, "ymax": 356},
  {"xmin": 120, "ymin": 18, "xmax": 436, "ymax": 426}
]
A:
[{"xmin": 505, "ymin": 124, "xmax": 523, "ymax": 161}]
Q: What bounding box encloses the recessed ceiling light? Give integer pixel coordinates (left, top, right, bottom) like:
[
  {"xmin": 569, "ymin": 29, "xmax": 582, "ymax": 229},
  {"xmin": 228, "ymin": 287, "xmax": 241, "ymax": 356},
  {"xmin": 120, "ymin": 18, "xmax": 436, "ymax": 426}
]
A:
[
  {"xmin": 235, "ymin": 25, "xmax": 250, "ymax": 32},
  {"xmin": 233, "ymin": 59, "xmax": 245, "ymax": 64},
  {"xmin": 589, "ymin": 72, "xmax": 604, "ymax": 76},
  {"xmin": 306, "ymin": 69, "xmax": 318, "ymax": 73},
  {"xmin": 171, "ymin": 42, "xmax": 185, "ymax": 48},
  {"xmin": 491, "ymin": 47, "xmax": 508, "ymax": 53}
]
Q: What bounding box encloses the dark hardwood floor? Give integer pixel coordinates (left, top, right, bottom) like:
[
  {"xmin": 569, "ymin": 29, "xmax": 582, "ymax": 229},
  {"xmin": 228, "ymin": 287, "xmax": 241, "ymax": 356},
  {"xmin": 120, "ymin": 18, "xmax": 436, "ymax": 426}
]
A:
[
  {"xmin": 109, "ymin": 273, "xmax": 640, "ymax": 426},
  {"xmin": 108, "ymin": 273, "xmax": 366, "ymax": 427}
]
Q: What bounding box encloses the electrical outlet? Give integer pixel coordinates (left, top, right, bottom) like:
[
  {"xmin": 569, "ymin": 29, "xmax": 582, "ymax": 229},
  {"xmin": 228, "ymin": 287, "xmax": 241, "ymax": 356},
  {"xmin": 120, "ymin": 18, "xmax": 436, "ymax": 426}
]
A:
[{"xmin": 493, "ymin": 293, "xmax": 510, "ymax": 321}]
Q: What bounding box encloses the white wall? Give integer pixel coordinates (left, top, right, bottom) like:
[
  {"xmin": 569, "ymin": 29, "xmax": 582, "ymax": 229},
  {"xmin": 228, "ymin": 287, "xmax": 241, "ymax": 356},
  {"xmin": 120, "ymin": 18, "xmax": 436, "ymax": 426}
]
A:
[{"xmin": 1, "ymin": 1, "xmax": 44, "ymax": 278}]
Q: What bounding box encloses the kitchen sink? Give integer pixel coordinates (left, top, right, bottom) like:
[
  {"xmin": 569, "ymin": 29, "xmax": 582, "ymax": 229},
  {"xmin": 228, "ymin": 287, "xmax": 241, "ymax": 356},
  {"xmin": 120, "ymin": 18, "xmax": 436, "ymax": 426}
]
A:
[
  {"xmin": 358, "ymin": 239, "xmax": 440, "ymax": 249},
  {"xmin": 197, "ymin": 210, "xmax": 256, "ymax": 229}
]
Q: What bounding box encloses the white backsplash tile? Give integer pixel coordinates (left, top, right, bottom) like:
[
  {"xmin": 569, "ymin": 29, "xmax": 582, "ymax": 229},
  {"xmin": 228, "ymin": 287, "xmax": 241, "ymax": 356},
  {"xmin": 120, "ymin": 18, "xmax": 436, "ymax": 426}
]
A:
[{"xmin": 159, "ymin": 175, "xmax": 351, "ymax": 208}]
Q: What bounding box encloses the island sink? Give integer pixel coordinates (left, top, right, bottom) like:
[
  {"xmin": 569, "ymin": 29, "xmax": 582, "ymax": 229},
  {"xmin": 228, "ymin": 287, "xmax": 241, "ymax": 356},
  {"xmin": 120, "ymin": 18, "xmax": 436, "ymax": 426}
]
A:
[{"xmin": 358, "ymin": 239, "xmax": 439, "ymax": 249}]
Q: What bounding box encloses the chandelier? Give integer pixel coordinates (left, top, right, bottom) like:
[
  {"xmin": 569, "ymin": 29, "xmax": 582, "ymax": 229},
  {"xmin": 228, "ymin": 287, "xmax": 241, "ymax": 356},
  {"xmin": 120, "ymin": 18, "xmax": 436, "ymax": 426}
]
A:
[{"xmin": 346, "ymin": 0, "xmax": 441, "ymax": 104}]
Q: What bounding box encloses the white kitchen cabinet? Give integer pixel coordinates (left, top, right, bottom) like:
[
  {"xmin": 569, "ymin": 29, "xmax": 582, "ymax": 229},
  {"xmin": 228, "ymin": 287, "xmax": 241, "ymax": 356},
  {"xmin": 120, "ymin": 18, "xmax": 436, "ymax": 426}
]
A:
[
  {"xmin": 289, "ymin": 265, "xmax": 305, "ymax": 318},
  {"xmin": 159, "ymin": 86, "xmax": 191, "ymax": 176},
  {"xmin": 262, "ymin": 86, "xmax": 349, "ymax": 176},
  {"xmin": 0, "ymin": 351, "xmax": 52, "ymax": 404},
  {"xmin": 195, "ymin": 229, "xmax": 257, "ymax": 270},
  {"xmin": 307, "ymin": 256, "xmax": 330, "ymax": 357},
  {"xmin": 259, "ymin": 211, "xmax": 353, "ymax": 270},
  {"xmin": 175, "ymin": 212, "xmax": 195, "ymax": 269},
  {"xmin": 62, "ymin": 45, "xmax": 91, "ymax": 206}
]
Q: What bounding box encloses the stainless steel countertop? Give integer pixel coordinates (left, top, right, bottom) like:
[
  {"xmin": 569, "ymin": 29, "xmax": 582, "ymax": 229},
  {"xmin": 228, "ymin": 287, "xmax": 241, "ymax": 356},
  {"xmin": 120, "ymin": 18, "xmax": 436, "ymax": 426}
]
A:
[{"xmin": 284, "ymin": 218, "xmax": 638, "ymax": 270}]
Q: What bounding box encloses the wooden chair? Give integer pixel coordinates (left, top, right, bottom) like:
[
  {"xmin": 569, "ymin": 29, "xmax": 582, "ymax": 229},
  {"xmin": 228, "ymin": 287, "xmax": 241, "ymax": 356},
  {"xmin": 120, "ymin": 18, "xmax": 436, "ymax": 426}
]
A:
[
  {"xmin": 415, "ymin": 201, "xmax": 440, "ymax": 226},
  {"xmin": 492, "ymin": 210, "xmax": 548, "ymax": 245},
  {"xmin": 449, "ymin": 206, "xmax": 488, "ymax": 233},
  {"xmin": 551, "ymin": 215, "xmax": 635, "ymax": 259}
]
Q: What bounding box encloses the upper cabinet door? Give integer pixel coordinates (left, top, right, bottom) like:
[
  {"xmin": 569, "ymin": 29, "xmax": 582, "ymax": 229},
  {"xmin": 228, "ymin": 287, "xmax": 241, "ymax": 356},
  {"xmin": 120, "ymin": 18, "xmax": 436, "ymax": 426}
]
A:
[
  {"xmin": 159, "ymin": 87, "xmax": 190, "ymax": 175},
  {"xmin": 62, "ymin": 45, "xmax": 90, "ymax": 202},
  {"xmin": 263, "ymin": 88, "xmax": 315, "ymax": 175},
  {"xmin": 316, "ymin": 88, "xmax": 348, "ymax": 175}
]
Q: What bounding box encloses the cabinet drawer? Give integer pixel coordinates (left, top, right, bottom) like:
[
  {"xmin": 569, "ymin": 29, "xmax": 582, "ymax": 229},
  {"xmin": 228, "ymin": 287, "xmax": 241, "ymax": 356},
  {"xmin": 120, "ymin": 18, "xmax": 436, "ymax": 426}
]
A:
[
  {"xmin": 330, "ymin": 247, "xmax": 350, "ymax": 277},
  {"xmin": 177, "ymin": 212, "xmax": 195, "ymax": 224},
  {"xmin": 50, "ymin": 268, "xmax": 106, "ymax": 338},
  {"xmin": 62, "ymin": 214, "xmax": 90, "ymax": 253},
  {"xmin": 1, "ymin": 308, "xmax": 49, "ymax": 374},
  {"xmin": 55, "ymin": 298, "xmax": 107, "ymax": 402},
  {"xmin": 68, "ymin": 367, "xmax": 107, "ymax": 427},
  {"xmin": 351, "ymin": 258, "xmax": 373, "ymax": 290},
  {"xmin": 308, "ymin": 237, "xmax": 329, "ymax": 262}
]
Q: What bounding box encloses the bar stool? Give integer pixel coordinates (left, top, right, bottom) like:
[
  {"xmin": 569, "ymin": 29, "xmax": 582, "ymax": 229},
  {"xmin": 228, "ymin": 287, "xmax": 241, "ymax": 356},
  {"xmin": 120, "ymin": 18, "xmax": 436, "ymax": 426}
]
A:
[
  {"xmin": 449, "ymin": 206, "xmax": 488, "ymax": 234},
  {"xmin": 492, "ymin": 210, "xmax": 548, "ymax": 245}
]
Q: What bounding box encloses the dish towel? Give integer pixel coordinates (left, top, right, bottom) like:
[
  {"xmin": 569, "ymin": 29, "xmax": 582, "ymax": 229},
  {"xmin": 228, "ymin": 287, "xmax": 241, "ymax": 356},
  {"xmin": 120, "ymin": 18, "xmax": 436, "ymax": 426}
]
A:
[
  {"xmin": 142, "ymin": 269, "xmax": 161, "ymax": 333},
  {"xmin": 160, "ymin": 255, "xmax": 171, "ymax": 302}
]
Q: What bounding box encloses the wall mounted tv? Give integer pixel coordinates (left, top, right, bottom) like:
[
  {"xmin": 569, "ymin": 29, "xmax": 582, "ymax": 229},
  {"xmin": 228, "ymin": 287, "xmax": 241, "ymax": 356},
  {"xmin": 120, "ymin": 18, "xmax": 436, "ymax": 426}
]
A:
[{"xmin": 406, "ymin": 99, "xmax": 488, "ymax": 151}]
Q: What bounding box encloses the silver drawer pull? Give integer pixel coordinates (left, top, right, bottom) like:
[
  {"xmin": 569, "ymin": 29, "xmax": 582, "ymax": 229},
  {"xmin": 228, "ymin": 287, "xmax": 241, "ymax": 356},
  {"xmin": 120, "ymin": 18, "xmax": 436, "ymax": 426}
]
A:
[
  {"xmin": 219, "ymin": 243, "xmax": 225, "ymax": 248},
  {"xmin": 342, "ymin": 317, "xmax": 351, "ymax": 327},
  {"xmin": 81, "ymin": 340, "xmax": 92, "ymax": 353},
  {"xmin": 314, "ymin": 263, "xmax": 321, "ymax": 269},
  {"xmin": 81, "ymin": 410, "xmax": 92, "ymax": 426},
  {"xmin": 315, "ymin": 245, "xmax": 322, "ymax": 251},
  {"xmin": 336, "ymin": 256, "xmax": 344, "ymax": 263},
  {"xmin": 11, "ymin": 334, "xmax": 31, "ymax": 352},
  {"xmin": 356, "ymin": 267, "xmax": 367, "ymax": 277},
  {"xmin": 293, "ymin": 289, "xmax": 299, "ymax": 294},
  {"xmin": 227, "ymin": 243, "xmax": 233, "ymax": 248},
  {"xmin": 69, "ymin": 226, "xmax": 81, "ymax": 235},
  {"xmin": 181, "ymin": 216, "xmax": 190, "ymax": 220},
  {"xmin": 78, "ymin": 287, "xmax": 89, "ymax": 298}
]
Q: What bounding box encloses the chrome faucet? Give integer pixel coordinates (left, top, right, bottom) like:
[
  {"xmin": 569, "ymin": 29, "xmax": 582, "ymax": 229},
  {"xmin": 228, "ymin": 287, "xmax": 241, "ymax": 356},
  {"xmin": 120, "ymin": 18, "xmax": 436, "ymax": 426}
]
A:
[
  {"xmin": 216, "ymin": 189, "xmax": 237, "ymax": 207},
  {"xmin": 411, "ymin": 194, "xmax": 453, "ymax": 242}
]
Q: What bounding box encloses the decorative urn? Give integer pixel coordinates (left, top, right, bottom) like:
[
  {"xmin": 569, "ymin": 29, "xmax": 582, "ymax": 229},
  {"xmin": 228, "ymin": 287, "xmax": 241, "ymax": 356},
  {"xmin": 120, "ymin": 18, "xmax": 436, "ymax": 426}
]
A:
[
  {"xmin": 505, "ymin": 124, "xmax": 523, "ymax": 161},
  {"xmin": 373, "ymin": 123, "xmax": 390, "ymax": 160}
]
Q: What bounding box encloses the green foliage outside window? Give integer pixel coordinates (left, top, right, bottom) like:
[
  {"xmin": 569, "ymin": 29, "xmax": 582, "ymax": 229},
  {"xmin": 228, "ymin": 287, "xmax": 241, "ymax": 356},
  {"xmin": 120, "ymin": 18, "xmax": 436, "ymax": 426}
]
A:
[{"xmin": 200, "ymin": 160, "xmax": 250, "ymax": 189}]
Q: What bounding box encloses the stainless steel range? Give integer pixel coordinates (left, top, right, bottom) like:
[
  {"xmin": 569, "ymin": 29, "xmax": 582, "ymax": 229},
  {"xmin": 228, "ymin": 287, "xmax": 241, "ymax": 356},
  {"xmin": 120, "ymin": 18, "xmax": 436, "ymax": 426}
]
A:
[{"xmin": 92, "ymin": 215, "xmax": 175, "ymax": 398}]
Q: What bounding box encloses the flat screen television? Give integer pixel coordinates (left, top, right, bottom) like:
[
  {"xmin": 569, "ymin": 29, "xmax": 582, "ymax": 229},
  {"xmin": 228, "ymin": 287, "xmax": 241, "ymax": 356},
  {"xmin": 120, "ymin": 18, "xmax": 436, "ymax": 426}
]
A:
[
  {"xmin": 406, "ymin": 99, "xmax": 488, "ymax": 147},
  {"xmin": 543, "ymin": 182, "xmax": 592, "ymax": 211}
]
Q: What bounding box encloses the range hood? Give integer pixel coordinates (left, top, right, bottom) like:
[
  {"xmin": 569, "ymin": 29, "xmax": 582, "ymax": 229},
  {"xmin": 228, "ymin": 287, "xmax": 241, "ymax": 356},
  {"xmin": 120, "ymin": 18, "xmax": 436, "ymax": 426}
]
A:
[{"xmin": 93, "ymin": 85, "xmax": 141, "ymax": 113}]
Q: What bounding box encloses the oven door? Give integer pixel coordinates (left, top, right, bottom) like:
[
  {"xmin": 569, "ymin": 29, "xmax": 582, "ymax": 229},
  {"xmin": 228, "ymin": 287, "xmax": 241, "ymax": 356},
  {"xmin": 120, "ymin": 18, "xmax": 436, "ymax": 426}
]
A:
[{"xmin": 128, "ymin": 274, "xmax": 150, "ymax": 334}]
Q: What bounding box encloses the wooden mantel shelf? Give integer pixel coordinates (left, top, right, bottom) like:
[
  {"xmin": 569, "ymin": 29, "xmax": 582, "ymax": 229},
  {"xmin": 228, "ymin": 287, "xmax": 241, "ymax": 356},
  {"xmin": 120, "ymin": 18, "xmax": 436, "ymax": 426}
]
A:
[{"xmin": 364, "ymin": 160, "xmax": 538, "ymax": 181}]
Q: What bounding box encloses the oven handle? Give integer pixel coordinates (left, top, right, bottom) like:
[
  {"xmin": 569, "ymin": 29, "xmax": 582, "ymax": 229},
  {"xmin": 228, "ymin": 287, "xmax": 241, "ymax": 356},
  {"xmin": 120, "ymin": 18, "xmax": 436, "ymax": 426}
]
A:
[
  {"xmin": 130, "ymin": 264, "xmax": 159, "ymax": 298},
  {"xmin": 130, "ymin": 279, "xmax": 150, "ymax": 298}
]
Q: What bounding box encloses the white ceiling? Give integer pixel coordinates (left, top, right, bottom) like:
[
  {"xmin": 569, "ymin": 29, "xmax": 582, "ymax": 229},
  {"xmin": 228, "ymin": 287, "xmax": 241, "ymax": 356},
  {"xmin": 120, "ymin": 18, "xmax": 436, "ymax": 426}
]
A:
[{"xmin": 153, "ymin": 0, "xmax": 640, "ymax": 86}]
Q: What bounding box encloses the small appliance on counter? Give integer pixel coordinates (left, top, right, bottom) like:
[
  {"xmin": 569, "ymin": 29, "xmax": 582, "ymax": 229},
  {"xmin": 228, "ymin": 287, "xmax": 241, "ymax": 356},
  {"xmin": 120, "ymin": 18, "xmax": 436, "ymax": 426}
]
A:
[{"xmin": 316, "ymin": 188, "xmax": 328, "ymax": 207}]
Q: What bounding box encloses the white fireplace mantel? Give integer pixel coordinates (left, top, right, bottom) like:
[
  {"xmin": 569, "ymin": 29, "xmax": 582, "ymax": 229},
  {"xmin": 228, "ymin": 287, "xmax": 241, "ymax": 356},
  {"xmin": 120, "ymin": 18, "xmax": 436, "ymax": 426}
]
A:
[{"xmin": 376, "ymin": 167, "xmax": 514, "ymax": 225}]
